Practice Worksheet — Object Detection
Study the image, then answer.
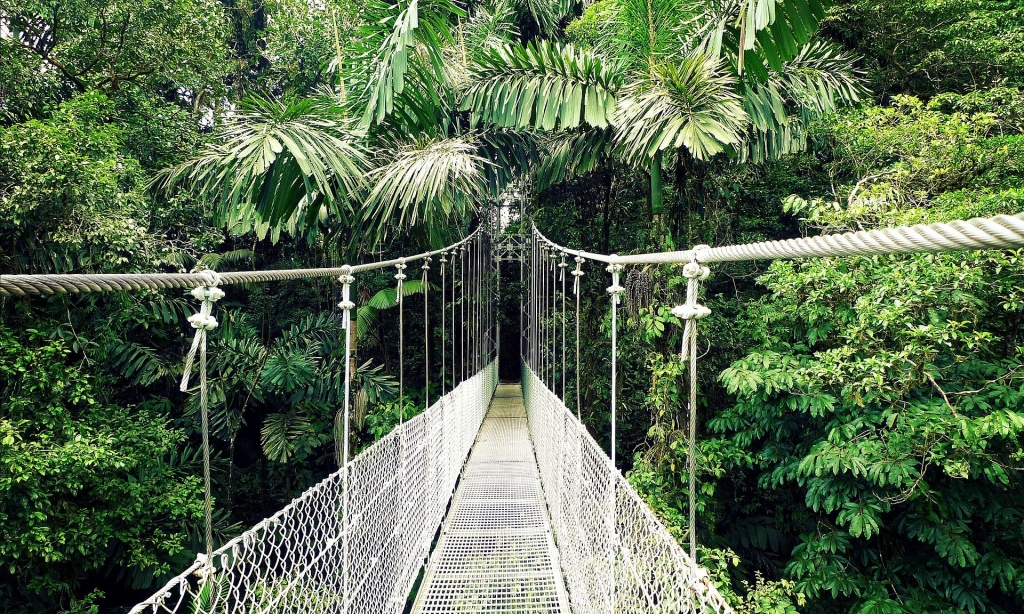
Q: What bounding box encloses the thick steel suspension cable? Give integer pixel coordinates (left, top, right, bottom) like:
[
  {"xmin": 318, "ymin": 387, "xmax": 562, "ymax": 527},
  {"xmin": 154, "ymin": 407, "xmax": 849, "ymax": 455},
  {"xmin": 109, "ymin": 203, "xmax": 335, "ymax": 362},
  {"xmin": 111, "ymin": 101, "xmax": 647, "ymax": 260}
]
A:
[
  {"xmin": 551, "ymin": 252, "xmax": 557, "ymax": 390},
  {"xmin": 532, "ymin": 245, "xmax": 537, "ymax": 373},
  {"xmin": 440, "ymin": 253, "xmax": 446, "ymax": 396},
  {"xmin": 0, "ymin": 229, "xmax": 482, "ymax": 297},
  {"xmin": 476, "ymin": 233, "xmax": 482, "ymax": 371},
  {"xmin": 454, "ymin": 249, "xmax": 458, "ymax": 388},
  {"xmin": 531, "ymin": 213, "xmax": 1024, "ymax": 267},
  {"xmin": 606, "ymin": 262, "xmax": 623, "ymax": 467},
  {"xmin": 461, "ymin": 246, "xmax": 467, "ymax": 384},
  {"xmin": 396, "ymin": 261, "xmax": 407, "ymax": 415},
  {"xmin": 338, "ymin": 268, "xmax": 355, "ymax": 614},
  {"xmin": 544, "ymin": 248, "xmax": 551, "ymax": 387}
]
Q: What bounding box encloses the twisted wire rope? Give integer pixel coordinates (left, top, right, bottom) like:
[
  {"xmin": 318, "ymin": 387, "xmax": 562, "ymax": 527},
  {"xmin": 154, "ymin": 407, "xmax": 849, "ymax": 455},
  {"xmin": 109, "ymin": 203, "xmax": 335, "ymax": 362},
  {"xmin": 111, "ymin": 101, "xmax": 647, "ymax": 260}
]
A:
[
  {"xmin": 1, "ymin": 228, "xmax": 482, "ymax": 297},
  {"xmin": 533, "ymin": 212, "xmax": 1024, "ymax": 266}
]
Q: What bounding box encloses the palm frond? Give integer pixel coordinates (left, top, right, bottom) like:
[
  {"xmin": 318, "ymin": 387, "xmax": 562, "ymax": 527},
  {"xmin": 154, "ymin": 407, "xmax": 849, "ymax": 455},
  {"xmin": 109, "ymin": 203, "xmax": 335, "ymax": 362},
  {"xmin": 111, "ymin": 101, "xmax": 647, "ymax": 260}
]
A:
[
  {"xmin": 356, "ymin": 0, "xmax": 464, "ymax": 127},
  {"xmin": 442, "ymin": 1, "xmax": 519, "ymax": 90},
  {"xmin": 261, "ymin": 411, "xmax": 313, "ymax": 463},
  {"xmin": 771, "ymin": 40, "xmax": 865, "ymax": 118},
  {"xmin": 261, "ymin": 349, "xmax": 319, "ymax": 394},
  {"xmin": 109, "ymin": 341, "xmax": 180, "ymax": 386},
  {"xmin": 366, "ymin": 279, "xmax": 435, "ymax": 310},
  {"xmin": 209, "ymin": 336, "xmax": 268, "ymax": 384},
  {"xmin": 355, "ymin": 359, "xmax": 399, "ymax": 404},
  {"xmin": 463, "ymin": 40, "xmax": 622, "ymax": 130},
  {"xmin": 613, "ymin": 55, "xmax": 747, "ymax": 165},
  {"xmin": 155, "ymin": 96, "xmax": 369, "ymax": 243},
  {"xmin": 740, "ymin": 40, "xmax": 864, "ymax": 162},
  {"xmin": 476, "ymin": 129, "xmax": 542, "ymax": 194},
  {"xmin": 197, "ymin": 249, "xmax": 255, "ymax": 271},
  {"xmin": 534, "ymin": 128, "xmax": 614, "ymax": 190},
  {"xmin": 278, "ymin": 313, "xmax": 344, "ymax": 352},
  {"xmin": 356, "ymin": 305, "xmax": 380, "ymax": 342},
  {"xmin": 364, "ymin": 135, "xmax": 487, "ymax": 238},
  {"xmin": 696, "ymin": 0, "xmax": 832, "ymax": 77},
  {"xmin": 516, "ymin": 0, "xmax": 575, "ymax": 36},
  {"xmin": 611, "ymin": 0, "xmax": 701, "ymax": 73}
]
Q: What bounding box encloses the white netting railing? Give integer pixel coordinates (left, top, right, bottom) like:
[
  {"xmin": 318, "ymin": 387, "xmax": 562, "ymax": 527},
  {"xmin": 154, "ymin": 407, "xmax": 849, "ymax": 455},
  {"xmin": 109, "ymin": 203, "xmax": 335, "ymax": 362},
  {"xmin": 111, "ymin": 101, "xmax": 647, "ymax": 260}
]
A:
[
  {"xmin": 131, "ymin": 361, "xmax": 498, "ymax": 614},
  {"xmin": 522, "ymin": 363, "xmax": 733, "ymax": 614}
]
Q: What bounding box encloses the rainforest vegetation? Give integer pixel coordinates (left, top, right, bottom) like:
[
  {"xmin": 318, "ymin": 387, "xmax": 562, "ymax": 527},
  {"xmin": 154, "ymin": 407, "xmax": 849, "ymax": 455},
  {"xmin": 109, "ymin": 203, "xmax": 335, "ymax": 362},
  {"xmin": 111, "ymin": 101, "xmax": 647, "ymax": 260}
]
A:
[{"xmin": 2, "ymin": 0, "xmax": 1023, "ymax": 612}]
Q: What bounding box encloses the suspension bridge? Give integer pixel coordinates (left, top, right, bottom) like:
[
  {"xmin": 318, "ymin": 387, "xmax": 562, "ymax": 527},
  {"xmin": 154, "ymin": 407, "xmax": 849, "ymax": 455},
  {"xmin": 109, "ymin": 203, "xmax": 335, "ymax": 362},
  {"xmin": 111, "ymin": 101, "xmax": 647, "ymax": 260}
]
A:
[{"xmin": 3, "ymin": 210, "xmax": 1024, "ymax": 614}]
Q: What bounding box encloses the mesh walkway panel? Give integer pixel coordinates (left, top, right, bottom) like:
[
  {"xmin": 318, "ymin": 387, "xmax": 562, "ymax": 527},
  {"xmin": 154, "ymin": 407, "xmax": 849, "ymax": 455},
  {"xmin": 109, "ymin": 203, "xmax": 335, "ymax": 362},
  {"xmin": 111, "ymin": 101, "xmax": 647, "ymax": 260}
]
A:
[{"xmin": 412, "ymin": 384, "xmax": 571, "ymax": 614}]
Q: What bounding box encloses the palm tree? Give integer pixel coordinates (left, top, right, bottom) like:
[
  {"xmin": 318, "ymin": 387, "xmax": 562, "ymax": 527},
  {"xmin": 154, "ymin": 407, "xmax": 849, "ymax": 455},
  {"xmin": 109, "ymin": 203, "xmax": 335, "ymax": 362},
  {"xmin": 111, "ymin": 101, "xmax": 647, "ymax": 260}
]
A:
[{"xmin": 460, "ymin": 0, "xmax": 865, "ymax": 226}]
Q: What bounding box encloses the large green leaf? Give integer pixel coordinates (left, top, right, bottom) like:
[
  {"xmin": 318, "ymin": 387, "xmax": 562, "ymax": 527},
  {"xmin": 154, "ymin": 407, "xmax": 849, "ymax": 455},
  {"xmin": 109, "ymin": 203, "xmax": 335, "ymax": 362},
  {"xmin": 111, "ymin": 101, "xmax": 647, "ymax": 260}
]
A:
[
  {"xmin": 741, "ymin": 40, "xmax": 865, "ymax": 161},
  {"xmin": 534, "ymin": 128, "xmax": 614, "ymax": 190},
  {"xmin": 697, "ymin": 0, "xmax": 833, "ymax": 76},
  {"xmin": 356, "ymin": 0, "xmax": 464, "ymax": 127}
]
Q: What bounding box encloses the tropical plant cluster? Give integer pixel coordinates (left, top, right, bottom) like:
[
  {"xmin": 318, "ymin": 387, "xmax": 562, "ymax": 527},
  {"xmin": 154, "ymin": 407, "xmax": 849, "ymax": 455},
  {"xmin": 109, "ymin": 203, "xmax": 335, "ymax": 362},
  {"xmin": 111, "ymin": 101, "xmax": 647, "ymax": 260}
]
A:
[{"xmin": 1, "ymin": 0, "xmax": 1023, "ymax": 613}]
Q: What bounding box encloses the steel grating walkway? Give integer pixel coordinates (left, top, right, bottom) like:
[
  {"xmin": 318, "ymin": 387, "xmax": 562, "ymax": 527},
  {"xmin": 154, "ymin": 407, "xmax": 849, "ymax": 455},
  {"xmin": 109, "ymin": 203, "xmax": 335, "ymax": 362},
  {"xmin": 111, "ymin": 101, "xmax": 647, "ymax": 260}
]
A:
[{"xmin": 412, "ymin": 383, "xmax": 570, "ymax": 613}]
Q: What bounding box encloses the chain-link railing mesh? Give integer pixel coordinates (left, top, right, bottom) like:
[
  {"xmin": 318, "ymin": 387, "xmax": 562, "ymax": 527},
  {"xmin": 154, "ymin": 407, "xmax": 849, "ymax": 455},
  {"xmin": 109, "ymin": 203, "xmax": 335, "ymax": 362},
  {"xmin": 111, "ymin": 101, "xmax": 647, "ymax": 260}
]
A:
[
  {"xmin": 130, "ymin": 361, "xmax": 498, "ymax": 614},
  {"xmin": 522, "ymin": 363, "xmax": 733, "ymax": 614}
]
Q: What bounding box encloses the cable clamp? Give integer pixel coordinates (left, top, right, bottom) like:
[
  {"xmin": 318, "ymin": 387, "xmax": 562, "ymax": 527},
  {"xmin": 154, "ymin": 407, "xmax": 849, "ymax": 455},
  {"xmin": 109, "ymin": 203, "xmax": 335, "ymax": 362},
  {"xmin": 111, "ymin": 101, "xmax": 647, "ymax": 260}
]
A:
[
  {"xmin": 605, "ymin": 262, "xmax": 624, "ymax": 304},
  {"xmin": 188, "ymin": 312, "xmax": 219, "ymax": 330},
  {"xmin": 338, "ymin": 267, "xmax": 355, "ymax": 311},
  {"xmin": 671, "ymin": 304, "xmax": 710, "ymax": 320},
  {"xmin": 682, "ymin": 262, "xmax": 710, "ymax": 280},
  {"xmin": 571, "ymin": 256, "xmax": 585, "ymax": 294}
]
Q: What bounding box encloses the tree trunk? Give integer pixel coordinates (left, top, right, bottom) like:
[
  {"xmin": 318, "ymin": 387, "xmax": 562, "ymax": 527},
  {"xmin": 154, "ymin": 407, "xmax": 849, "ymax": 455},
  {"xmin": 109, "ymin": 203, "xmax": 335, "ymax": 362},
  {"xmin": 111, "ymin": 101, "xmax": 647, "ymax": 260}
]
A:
[
  {"xmin": 651, "ymin": 150, "xmax": 664, "ymax": 221},
  {"xmin": 601, "ymin": 169, "xmax": 613, "ymax": 253}
]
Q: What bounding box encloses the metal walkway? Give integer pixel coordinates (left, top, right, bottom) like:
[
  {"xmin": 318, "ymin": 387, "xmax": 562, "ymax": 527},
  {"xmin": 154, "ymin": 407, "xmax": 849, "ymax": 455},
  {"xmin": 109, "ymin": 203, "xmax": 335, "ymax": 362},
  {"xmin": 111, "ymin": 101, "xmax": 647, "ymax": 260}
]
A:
[{"xmin": 412, "ymin": 383, "xmax": 570, "ymax": 613}]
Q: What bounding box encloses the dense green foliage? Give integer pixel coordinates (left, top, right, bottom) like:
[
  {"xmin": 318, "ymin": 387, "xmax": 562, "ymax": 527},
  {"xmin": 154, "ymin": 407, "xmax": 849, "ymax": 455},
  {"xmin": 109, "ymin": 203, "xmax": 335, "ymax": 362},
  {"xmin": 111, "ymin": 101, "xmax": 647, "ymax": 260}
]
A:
[{"xmin": 2, "ymin": 0, "xmax": 1023, "ymax": 612}]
